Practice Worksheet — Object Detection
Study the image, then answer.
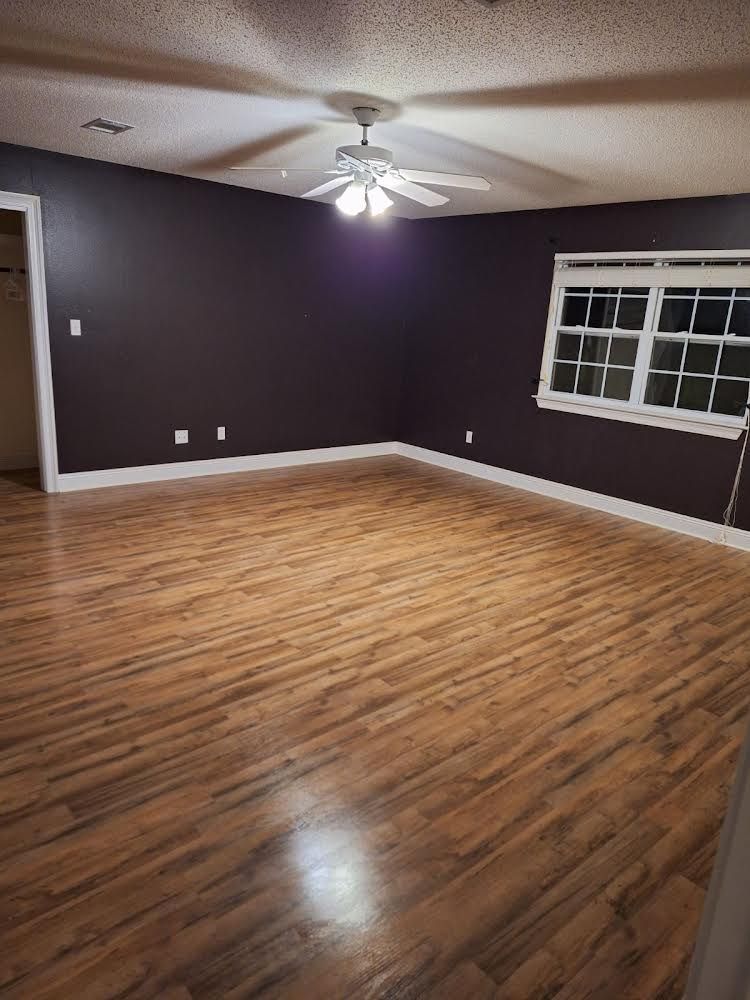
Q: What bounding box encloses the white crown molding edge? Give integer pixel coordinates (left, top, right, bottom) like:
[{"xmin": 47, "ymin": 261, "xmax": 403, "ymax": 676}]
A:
[
  {"xmin": 395, "ymin": 442, "xmax": 750, "ymax": 552},
  {"xmin": 58, "ymin": 442, "xmax": 399, "ymax": 491}
]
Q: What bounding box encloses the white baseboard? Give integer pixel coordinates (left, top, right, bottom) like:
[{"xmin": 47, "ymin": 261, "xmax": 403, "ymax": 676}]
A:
[
  {"xmin": 395, "ymin": 442, "xmax": 750, "ymax": 552},
  {"xmin": 55, "ymin": 438, "xmax": 750, "ymax": 553},
  {"xmin": 0, "ymin": 453, "xmax": 38, "ymax": 471},
  {"xmin": 58, "ymin": 442, "xmax": 398, "ymax": 492}
]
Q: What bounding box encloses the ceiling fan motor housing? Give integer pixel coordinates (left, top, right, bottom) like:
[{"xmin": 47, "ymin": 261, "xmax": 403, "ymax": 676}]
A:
[{"xmin": 336, "ymin": 144, "xmax": 393, "ymax": 174}]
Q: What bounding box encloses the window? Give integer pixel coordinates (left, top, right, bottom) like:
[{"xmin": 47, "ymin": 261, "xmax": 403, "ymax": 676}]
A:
[{"xmin": 536, "ymin": 252, "xmax": 750, "ymax": 438}]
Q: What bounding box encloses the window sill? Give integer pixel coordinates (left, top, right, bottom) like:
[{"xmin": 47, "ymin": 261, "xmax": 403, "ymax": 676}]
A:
[{"xmin": 534, "ymin": 393, "xmax": 747, "ymax": 439}]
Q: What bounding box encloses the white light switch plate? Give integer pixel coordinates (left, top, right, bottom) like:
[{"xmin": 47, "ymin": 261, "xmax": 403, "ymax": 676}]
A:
[
  {"xmin": 70, "ymin": 319, "xmax": 81, "ymax": 336},
  {"xmin": 217, "ymin": 426, "xmax": 226, "ymax": 441},
  {"xmin": 174, "ymin": 429, "xmax": 189, "ymax": 445},
  {"xmin": 465, "ymin": 429, "xmax": 473, "ymax": 444}
]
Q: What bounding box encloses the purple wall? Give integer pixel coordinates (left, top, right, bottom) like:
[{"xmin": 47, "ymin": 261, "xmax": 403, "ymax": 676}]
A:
[
  {"xmin": 0, "ymin": 142, "xmax": 411, "ymax": 473},
  {"xmin": 2, "ymin": 139, "xmax": 749, "ymax": 527},
  {"xmin": 399, "ymin": 196, "xmax": 750, "ymax": 528}
]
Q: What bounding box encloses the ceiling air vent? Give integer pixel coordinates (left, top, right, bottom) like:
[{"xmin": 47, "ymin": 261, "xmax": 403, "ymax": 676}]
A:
[
  {"xmin": 469, "ymin": 0, "xmax": 509, "ymax": 7},
  {"xmin": 81, "ymin": 118, "xmax": 134, "ymax": 135}
]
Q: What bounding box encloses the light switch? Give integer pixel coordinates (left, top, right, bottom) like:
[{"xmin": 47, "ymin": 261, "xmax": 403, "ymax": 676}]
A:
[
  {"xmin": 465, "ymin": 429, "xmax": 473, "ymax": 444},
  {"xmin": 70, "ymin": 319, "xmax": 81, "ymax": 336},
  {"xmin": 174, "ymin": 429, "xmax": 189, "ymax": 445},
  {"xmin": 217, "ymin": 426, "xmax": 226, "ymax": 441}
]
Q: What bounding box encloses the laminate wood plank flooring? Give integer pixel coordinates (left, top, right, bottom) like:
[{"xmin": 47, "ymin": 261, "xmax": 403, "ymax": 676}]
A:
[{"xmin": 0, "ymin": 457, "xmax": 748, "ymax": 999}]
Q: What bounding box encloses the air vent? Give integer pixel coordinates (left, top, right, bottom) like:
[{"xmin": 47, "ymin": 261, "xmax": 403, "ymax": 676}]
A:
[
  {"xmin": 81, "ymin": 118, "xmax": 134, "ymax": 135},
  {"xmin": 469, "ymin": 0, "xmax": 508, "ymax": 7}
]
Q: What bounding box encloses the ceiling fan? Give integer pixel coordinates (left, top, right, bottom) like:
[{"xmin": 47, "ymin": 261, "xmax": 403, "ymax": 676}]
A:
[{"xmin": 230, "ymin": 107, "xmax": 491, "ymax": 216}]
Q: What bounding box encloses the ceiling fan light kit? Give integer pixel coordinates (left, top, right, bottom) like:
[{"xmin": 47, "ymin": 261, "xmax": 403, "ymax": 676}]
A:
[
  {"xmin": 366, "ymin": 184, "xmax": 393, "ymax": 216},
  {"xmin": 335, "ymin": 179, "xmax": 367, "ymax": 216},
  {"xmin": 232, "ymin": 107, "xmax": 491, "ymax": 217}
]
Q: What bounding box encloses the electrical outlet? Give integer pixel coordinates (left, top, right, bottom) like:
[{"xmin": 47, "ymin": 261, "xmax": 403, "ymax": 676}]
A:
[
  {"xmin": 217, "ymin": 426, "xmax": 226, "ymax": 441},
  {"xmin": 174, "ymin": 429, "xmax": 189, "ymax": 445},
  {"xmin": 70, "ymin": 319, "xmax": 81, "ymax": 336},
  {"xmin": 465, "ymin": 429, "xmax": 473, "ymax": 444}
]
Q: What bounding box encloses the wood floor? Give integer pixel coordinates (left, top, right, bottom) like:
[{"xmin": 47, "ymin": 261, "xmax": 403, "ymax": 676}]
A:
[{"xmin": 1, "ymin": 457, "xmax": 748, "ymax": 999}]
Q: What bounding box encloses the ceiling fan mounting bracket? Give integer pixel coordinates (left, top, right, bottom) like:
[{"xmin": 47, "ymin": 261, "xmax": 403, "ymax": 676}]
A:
[
  {"xmin": 352, "ymin": 107, "xmax": 381, "ymax": 128},
  {"xmin": 352, "ymin": 106, "xmax": 382, "ymax": 146}
]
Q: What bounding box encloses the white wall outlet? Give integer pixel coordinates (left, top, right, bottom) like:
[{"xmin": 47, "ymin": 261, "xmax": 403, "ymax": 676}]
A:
[
  {"xmin": 217, "ymin": 426, "xmax": 226, "ymax": 441},
  {"xmin": 174, "ymin": 429, "xmax": 189, "ymax": 445},
  {"xmin": 465, "ymin": 429, "xmax": 473, "ymax": 444},
  {"xmin": 70, "ymin": 319, "xmax": 81, "ymax": 336}
]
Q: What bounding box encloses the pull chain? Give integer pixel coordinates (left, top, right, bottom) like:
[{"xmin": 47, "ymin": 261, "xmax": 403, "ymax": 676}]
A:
[{"xmin": 720, "ymin": 404, "xmax": 750, "ymax": 544}]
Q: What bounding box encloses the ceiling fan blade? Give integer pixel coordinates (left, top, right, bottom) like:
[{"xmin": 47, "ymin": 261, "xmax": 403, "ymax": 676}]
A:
[
  {"xmin": 301, "ymin": 175, "xmax": 352, "ymax": 199},
  {"xmin": 229, "ymin": 167, "xmax": 330, "ymax": 172},
  {"xmin": 190, "ymin": 124, "xmax": 328, "ymax": 173},
  {"xmin": 0, "ymin": 34, "xmax": 302, "ymax": 99},
  {"xmin": 338, "ymin": 150, "xmax": 372, "ymax": 172},
  {"xmin": 411, "ymin": 66, "xmax": 750, "ymax": 111},
  {"xmin": 382, "ymin": 121, "xmax": 579, "ymax": 197},
  {"xmin": 397, "ymin": 169, "xmax": 490, "ymax": 191},
  {"xmin": 379, "ymin": 174, "xmax": 450, "ymax": 207}
]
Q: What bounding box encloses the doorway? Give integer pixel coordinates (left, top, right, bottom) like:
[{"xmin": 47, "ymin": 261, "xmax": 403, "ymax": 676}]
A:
[
  {"xmin": 0, "ymin": 209, "xmax": 38, "ymax": 484},
  {"xmin": 0, "ymin": 191, "xmax": 57, "ymax": 492}
]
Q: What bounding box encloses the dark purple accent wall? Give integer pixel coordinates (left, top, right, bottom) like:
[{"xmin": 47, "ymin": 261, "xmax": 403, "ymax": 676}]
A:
[
  {"xmin": 0, "ymin": 142, "xmax": 410, "ymax": 473},
  {"xmin": 2, "ymin": 140, "xmax": 749, "ymax": 527},
  {"xmin": 399, "ymin": 196, "xmax": 750, "ymax": 529}
]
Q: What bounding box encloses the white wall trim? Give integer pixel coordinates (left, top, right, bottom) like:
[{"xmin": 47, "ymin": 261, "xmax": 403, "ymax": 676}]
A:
[
  {"xmin": 0, "ymin": 190, "xmax": 59, "ymax": 493},
  {"xmin": 554, "ymin": 249, "xmax": 750, "ymax": 262},
  {"xmin": 55, "ymin": 438, "xmax": 750, "ymax": 552},
  {"xmin": 534, "ymin": 394, "xmax": 746, "ymax": 439},
  {"xmin": 58, "ymin": 442, "xmax": 398, "ymax": 491},
  {"xmin": 395, "ymin": 442, "xmax": 750, "ymax": 552}
]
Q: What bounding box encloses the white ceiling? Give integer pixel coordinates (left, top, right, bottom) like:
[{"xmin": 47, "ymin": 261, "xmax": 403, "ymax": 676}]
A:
[{"xmin": 0, "ymin": 0, "xmax": 749, "ymax": 219}]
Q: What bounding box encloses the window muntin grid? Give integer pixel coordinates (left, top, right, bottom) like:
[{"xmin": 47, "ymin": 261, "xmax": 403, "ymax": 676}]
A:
[
  {"xmin": 657, "ymin": 287, "xmax": 750, "ymax": 337},
  {"xmin": 549, "ymin": 284, "xmax": 750, "ymax": 418},
  {"xmin": 646, "ymin": 287, "xmax": 750, "ymax": 416},
  {"xmin": 551, "ymin": 287, "xmax": 648, "ymax": 403}
]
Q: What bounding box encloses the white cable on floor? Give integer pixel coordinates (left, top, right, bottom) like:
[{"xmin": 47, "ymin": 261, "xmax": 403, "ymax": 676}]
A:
[{"xmin": 720, "ymin": 405, "xmax": 750, "ymax": 544}]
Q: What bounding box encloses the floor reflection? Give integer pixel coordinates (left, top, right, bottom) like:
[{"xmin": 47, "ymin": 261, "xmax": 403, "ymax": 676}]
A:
[{"xmin": 291, "ymin": 822, "xmax": 378, "ymax": 929}]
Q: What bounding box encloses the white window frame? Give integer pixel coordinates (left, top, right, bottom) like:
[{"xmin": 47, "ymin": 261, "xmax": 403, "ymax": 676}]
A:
[{"xmin": 535, "ymin": 250, "xmax": 750, "ymax": 440}]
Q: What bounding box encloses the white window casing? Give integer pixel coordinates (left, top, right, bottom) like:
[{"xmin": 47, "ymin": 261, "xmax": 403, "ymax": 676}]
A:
[{"xmin": 535, "ymin": 251, "xmax": 750, "ymax": 439}]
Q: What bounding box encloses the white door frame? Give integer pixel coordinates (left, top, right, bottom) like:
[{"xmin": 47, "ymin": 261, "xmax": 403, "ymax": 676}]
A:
[{"xmin": 1, "ymin": 190, "xmax": 59, "ymax": 492}]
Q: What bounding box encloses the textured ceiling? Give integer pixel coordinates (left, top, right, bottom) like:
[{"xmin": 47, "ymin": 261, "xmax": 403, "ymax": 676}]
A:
[{"xmin": 0, "ymin": 0, "xmax": 749, "ymax": 218}]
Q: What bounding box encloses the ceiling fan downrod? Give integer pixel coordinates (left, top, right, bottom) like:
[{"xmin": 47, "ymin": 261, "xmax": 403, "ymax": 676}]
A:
[{"xmin": 352, "ymin": 106, "xmax": 381, "ymax": 147}]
